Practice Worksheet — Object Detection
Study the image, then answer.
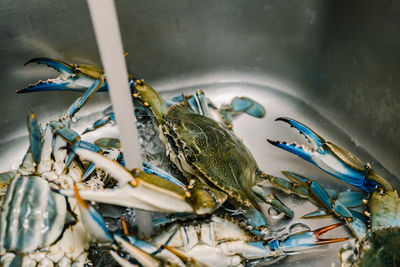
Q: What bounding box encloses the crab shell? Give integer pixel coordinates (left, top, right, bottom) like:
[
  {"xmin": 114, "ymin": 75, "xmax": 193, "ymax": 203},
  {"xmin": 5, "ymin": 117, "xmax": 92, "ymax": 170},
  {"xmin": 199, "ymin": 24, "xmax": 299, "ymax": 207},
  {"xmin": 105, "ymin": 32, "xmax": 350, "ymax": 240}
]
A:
[{"xmin": 158, "ymin": 103, "xmax": 259, "ymax": 208}]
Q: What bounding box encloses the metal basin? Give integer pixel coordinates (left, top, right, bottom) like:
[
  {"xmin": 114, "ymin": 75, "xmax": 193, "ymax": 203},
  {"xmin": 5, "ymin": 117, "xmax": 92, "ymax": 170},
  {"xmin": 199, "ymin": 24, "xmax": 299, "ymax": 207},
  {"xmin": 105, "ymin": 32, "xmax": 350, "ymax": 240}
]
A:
[{"xmin": 0, "ymin": 1, "xmax": 399, "ymax": 266}]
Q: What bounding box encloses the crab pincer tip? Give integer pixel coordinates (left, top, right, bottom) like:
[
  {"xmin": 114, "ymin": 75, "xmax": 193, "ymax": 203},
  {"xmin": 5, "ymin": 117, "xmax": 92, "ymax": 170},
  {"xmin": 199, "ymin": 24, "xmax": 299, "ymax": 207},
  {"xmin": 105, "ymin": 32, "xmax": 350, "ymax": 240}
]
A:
[
  {"xmin": 266, "ymin": 138, "xmax": 277, "ymax": 144},
  {"xmin": 24, "ymin": 58, "xmax": 37, "ymax": 66},
  {"xmin": 73, "ymin": 184, "xmax": 89, "ymax": 210},
  {"xmin": 16, "ymin": 88, "xmax": 27, "ymax": 94},
  {"xmin": 313, "ymin": 223, "xmax": 349, "ymax": 245},
  {"xmin": 275, "ymin": 117, "xmax": 290, "ymax": 122}
]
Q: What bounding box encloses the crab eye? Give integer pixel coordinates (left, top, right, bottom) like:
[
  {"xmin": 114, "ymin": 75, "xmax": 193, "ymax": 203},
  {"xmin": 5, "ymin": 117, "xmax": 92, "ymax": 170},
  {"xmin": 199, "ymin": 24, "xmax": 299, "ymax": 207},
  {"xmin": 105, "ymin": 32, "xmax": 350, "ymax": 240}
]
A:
[
  {"xmin": 184, "ymin": 147, "xmax": 196, "ymax": 163},
  {"xmin": 71, "ymin": 65, "xmax": 79, "ymax": 73}
]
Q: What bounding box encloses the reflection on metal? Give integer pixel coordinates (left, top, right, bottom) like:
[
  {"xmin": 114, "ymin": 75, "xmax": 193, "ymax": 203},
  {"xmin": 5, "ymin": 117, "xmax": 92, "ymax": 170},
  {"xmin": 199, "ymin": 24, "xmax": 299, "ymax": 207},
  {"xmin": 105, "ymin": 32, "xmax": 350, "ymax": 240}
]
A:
[{"xmin": 1, "ymin": 1, "xmax": 400, "ymax": 266}]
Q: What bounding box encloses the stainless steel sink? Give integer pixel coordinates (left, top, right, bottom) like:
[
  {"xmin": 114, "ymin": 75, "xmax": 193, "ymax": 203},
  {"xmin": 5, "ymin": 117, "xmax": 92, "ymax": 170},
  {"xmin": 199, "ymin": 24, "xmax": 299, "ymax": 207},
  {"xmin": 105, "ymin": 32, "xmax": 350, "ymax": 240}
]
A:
[{"xmin": 1, "ymin": 1, "xmax": 399, "ymax": 266}]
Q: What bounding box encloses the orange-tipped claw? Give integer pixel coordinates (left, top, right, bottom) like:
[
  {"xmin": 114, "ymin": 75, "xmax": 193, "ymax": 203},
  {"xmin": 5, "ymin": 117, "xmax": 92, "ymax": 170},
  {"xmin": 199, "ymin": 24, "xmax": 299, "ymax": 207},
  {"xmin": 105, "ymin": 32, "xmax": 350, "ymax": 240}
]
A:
[
  {"xmin": 113, "ymin": 235, "xmax": 161, "ymax": 267},
  {"xmin": 73, "ymin": 183, "xmax": 113, "ymax": 243},
  {"xmin": 121, "ymin": 216, "xmax": 130, "ymax": 235},
  {"xmin": 161, "ymin": 245, "xmax": 208, "ymax": 267},
  {"xmin": 74, "ymin": 183, "xmax": 88, "ymax": 209},
  {"xmin": 312, "ymin": 223, "xmax": 349, "ymax": 245},
  {"xmin": 279, "ymin": 223, "xmax": 349, "ymax": 253}
]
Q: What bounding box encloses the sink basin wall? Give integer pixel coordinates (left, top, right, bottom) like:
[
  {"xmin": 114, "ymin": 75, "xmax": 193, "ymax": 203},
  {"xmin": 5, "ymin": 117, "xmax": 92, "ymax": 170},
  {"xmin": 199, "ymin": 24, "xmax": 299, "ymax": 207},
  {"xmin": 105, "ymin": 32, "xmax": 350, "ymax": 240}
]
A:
[{"xmin": 1, "ymin": 0, "xmax": 399, "ymax": 176}]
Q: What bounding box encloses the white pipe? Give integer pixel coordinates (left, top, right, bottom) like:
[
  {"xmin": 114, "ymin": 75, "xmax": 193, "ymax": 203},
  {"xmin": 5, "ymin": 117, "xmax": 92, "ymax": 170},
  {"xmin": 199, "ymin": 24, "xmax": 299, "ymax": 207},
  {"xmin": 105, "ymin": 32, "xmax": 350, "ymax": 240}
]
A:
[{"xmin": 86, "ymin": 0, "xmax": 152, "ymax": 236}]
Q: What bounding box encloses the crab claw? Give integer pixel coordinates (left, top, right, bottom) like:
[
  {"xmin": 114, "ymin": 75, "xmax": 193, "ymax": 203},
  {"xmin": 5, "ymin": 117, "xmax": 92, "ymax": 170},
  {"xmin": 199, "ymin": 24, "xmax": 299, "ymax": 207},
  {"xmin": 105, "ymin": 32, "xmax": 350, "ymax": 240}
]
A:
[
  {"xmin": 112, "ymin": 235, "xmax": 163, "ymax": 267},
  {"xmin": 73, "ymin": 184, "xmax": 113, "ymax": 243},
  {"xmin": 112, "ymin": 235, "xmax": 209, "ymax": 267},
  {"xmin": 214, "ymin": 96, "xmax": 266, "ymax": 129},
  {"xmin": 278, "ymin": 223, "xmax": 348, "ymax": 253},
  {"xmin": 267, "ymin": 117, "xmax": 378, "ymax": 192},
  {"xmin": 230, "ymin": 96, "xmax": 266, "ymax": 118},
  {"xmin": 19, "ymin": 57, "xmax": 107, "ymax": 93},
  {"xmin": 58, "ymin": 147, "xmax": 194, "ymax": 213}
]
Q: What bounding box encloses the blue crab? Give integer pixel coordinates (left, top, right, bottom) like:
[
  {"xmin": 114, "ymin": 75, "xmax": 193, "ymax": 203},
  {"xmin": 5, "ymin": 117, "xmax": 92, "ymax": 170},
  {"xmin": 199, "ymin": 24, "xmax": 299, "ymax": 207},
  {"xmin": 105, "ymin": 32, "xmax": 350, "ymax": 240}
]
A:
[
  {"xmin": 0, "ymin": 111, "xmax": 97, "ymax": 265},
  {"xmin": 21, "ymin": 57, "xmax": 296, "ymax": 230},
  {"xmin": 267, "ymin": 117, "xmax": 400, "ymax": 266},
  {"xmin": 72, "ymin": 186, "xmax": 347, "ymax": 267},
  {"xmin": 0, "ymin": 78, "xmax": 200, "ymax": 266},
  {"xmin": 0, "ymin": 78, "xmax": 114, "ymax": 266}
]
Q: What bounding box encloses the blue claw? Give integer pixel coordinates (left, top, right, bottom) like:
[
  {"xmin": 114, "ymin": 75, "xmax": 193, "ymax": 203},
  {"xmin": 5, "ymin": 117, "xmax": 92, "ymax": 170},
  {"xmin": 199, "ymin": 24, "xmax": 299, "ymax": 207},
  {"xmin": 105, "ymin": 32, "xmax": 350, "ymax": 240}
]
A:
[
  {"xmin": 215, "ymin": 96, "xmax": 266, "ymax": 128},
  {"xmin": 268, "ymin": 117, "xmax": 378, "ymax": 192},
  {"xmin": 27, "ymin": 110, "xmax": 42, "ymax": 164},
  {"xmin": 19, "ymin": 57, "xmax": 108, "ymax": 93},
  {"xmin": 245, "ymin": 102, "xmax": 265, "ymax": 118},
  {"xmin": 24, "ymin": 58, "xmax": 75, "ymax": 76},
  {"xmin": 20, "ymin": 81, "xmax": 73, "ymax": 93},
  {"xmin": 231, "ymin": 97, "xmax": 266, "ymax": 118},
  {"xmin": 73, "ymin": 184, "xmax": 113, "ymax": 243},
  {"xmin": 274, "ymin": 117, "xmax": 324, "ymax": 147},
  {"xmin": 230, "ymin": 97, "xmax": 254, "ymax": 112},
  {"xmin": 277, "ymin": 223, "xmax": 348, "ymax": 253}
]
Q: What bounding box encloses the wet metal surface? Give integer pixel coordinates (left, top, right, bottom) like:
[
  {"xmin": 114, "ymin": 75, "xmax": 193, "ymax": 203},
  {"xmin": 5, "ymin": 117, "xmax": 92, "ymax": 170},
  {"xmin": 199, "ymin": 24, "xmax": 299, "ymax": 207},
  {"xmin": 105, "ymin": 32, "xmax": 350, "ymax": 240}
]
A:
[{"xmin": 1, "ymin": 1, "xmax": 399, "ymax": 266}]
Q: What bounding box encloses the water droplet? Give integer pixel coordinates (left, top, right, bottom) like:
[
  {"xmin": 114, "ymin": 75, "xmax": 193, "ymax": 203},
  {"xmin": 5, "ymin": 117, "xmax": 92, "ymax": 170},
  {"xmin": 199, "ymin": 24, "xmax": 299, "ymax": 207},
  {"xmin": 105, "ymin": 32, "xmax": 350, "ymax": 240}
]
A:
[
  {"xmin": 72, "ymin": 116, "xmax": 79, "ymax": 123},
  {"xmin": 288, "ymin": 223, "xmax": 311, "ymax": 234},
  {"xmin": 268, "ymin": 207, "xmax": 284, "ymax": 219}
]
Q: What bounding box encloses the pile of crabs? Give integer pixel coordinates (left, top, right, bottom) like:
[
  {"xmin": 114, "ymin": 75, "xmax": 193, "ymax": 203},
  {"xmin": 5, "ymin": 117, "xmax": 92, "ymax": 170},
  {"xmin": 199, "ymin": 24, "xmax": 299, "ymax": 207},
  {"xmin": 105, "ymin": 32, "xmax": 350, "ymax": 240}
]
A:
[{"xmin": 0, "ymin": 58, "xmax": 399, "ymax": 267}]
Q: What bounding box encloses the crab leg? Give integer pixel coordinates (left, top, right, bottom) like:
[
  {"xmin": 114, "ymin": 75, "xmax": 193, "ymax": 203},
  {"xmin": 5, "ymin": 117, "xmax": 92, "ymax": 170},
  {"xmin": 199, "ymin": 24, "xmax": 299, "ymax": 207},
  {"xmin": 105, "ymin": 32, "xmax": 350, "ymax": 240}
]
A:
[
  {"xmin": 74, "ymin": 193, "xmax": 347, "ymax": 267},
  {"xmin": 65, "ymin": 77, "xmax": 104, "ymax": 119},
  {"xmin": 282, "ymin": 171, "xmax": 367, "ymax": 210},
  {"xmin": 113, "ymin": 224, "xmax": 347, "ymax": 266},
  {"xmin": 283, "ymin": 171, "xmax": 367, "ymax": 238},
  {"xmin": 37, "ymin": 124, "xmax": 53, "ymax": 173},
  {"xmin": 142, "ymin": 161, "xmax": 188, "ymax": 191},
  {"xmin": 170, "ymin": 90, "xmax": 210, "ymax": 117},
  {"xmin": 82, "ymin": 112, "xmax": 115, "ymax": 134},
  {"xmin": 19, "ymin": 111, "xmax": 42, "ymax": 175},
  {"xmin": 276, "ymin": 223, "xmax": 348, "ymax": 252},
  {"xmin": 74, "ymin": 187, "xmax": 188, "ymax": 266},
  {"xmin": 251, "ymin": 186, "xmax": 294, "ymax": 218},
  {"xmin": 65, "ymin": 140, "xmax": 103, "ymax": 180},
  {"xmin": 27, "ymin": 110, "xmax": 42, "ymax": 165},
  {"xmin": 58, "ymin": 147, "xmax": 194, "ymax": 213},
  {"xmin": 94, "ymin": 137, "xmax": 121, "ymax": 150},
  {"xmin": 267, "ymin": 117, "xmax": 382, "ymax": 192}
]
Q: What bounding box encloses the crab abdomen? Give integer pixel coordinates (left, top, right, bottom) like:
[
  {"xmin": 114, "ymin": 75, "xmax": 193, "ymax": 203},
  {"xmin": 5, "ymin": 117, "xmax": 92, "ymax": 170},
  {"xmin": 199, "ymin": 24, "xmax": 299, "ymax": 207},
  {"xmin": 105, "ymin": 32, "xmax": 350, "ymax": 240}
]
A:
[{"xmin": 0, "ymin": 175, "xmax": 69, "ymax": 253}]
